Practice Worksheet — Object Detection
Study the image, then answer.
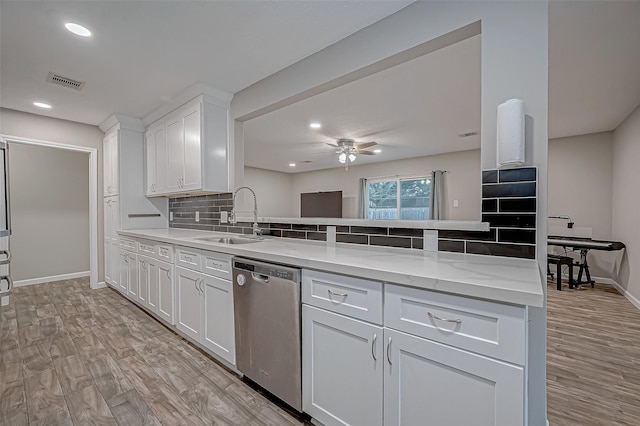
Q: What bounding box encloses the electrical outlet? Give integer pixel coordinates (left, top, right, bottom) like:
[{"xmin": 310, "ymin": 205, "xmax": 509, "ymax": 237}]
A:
[
  {"xmin": 169, "ymin": 211, "xmax": 173, "ymax": 221},
  {"xmin": 423, "ymin": 230, "xmax": 438, "ymax": 252},
  {"xmin": 195, "ymin": 211, "xmax": 200, "ymax": 222},
  {"xmin": 453, "ymin": 200, "xmax": 459, "ymax": 207},
  {"xmin": 220, "ymin": 211, "xmax": 228, "ymax": 223}
]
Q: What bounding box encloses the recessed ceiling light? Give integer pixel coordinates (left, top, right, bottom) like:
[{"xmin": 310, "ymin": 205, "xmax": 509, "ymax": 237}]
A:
[
  {"xmin": 309, "ymin": 123, "xmax": 321, "ymax": 129},
  {"xmin": 33, "ymin": 102, "xmax": 52, "ymax": 109},
  {"xmin": 373, "ymin": 149, "xmax": 382, "ymax": 153},
  {"xmin": 65, "ymin": 23, "xmax": 92, "ymax": 37},
  {"xmin": 289, "ymin": 163, "xmax": 296, "ymax": 167}
]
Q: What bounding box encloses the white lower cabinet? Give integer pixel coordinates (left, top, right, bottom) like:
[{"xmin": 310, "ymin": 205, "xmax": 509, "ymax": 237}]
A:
[
  {"xmin": 118, "ymin": 249, "xmax": 136, "ymax": 295},
  {"xmin": 383, "ymin": 328, "xmax": 524, "ymax": 426},
  {"xmin": 303, "ymin": 305, "xmax": 383, "ymax": 426},
  {"xmin": 176, "ymin": 266, "xmax": 204, "ymax": 341},
  {"xmin": 137, "ymin": 255, "xmax": 152, "ymax": 307},
  {"xmin": 156, "ymin": 260, "xmax": 174, "ymax": 324},
  {"xmin": 202, "ymin": 273, "xmax": 235, "ymax": 365},
  {"xmin": 302, "ymin": 270, "xmax": 526, "ymax": 426}
]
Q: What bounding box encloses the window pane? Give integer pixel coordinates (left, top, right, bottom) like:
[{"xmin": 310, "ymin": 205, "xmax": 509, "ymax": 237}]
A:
[
  {"xmin": 368, "ymin": 180, "xmax": 397, "ymax": 219},
  {"xmin": 400, "ymin": 178, "xmax": 431, "ymax": 220}
]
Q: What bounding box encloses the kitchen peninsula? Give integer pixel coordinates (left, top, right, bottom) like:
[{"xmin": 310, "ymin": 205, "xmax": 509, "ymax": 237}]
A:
[{"xmin": 117, "ymin": 227, "xmax": 542, "ymax": 425}]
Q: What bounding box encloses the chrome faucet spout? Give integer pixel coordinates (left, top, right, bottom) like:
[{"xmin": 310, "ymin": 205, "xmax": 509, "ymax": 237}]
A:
[{"xmin": 231, "ymin": 186, "xmax": 261, "ymax": 235}]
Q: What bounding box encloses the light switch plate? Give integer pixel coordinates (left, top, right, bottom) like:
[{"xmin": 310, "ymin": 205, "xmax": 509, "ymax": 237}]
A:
[
  {"xmin": 169, "ymin": 211, "xmax": 173, "ymax": 221},
  {"xmin": 326, "ymin": 226, "xmax": 337, "ymax": 244},
  {"xmin": 195, "ymin": 211, "xmax": 200, "ymax": 222}
]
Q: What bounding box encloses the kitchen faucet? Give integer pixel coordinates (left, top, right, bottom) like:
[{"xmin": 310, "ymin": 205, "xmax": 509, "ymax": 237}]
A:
[{"xmin": 229, "ymin": 186, "xmax": 261, "ymax": 236}]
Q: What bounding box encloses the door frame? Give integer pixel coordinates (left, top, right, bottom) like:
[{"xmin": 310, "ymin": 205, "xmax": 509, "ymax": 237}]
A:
[{"xmin": 0, "ymin": 134, "xmax": 100, "ymax": 289}]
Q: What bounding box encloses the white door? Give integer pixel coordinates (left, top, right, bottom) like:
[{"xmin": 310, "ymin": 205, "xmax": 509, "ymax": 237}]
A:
[
  {"xmin": 182, "ymin": 105, "xmax": 201, "ymax": 191},
  {"xmin": 157, "ymin": 260, "xmax": 174, "ymax": 324},
  {"xmin": 137, "ymin": 255, "xmax": 152, "ymax": 308},
  {"xmin": 202, "ymin": 273, "xmax": 235, "ymax": 365},
  {"xmin": 176, "ymin": 267, "xmax": 202, "ymax": 341},
  {"xmin": 165, "ymin": 115, "xmax": 184, "ymax": 193},
  {"xmin": 302, "ymin": 305, "xmax": 383, "ymax": 426},
  {"xmin": 383, "ymin": 328, "xmax": 524, "ymax": 426}
]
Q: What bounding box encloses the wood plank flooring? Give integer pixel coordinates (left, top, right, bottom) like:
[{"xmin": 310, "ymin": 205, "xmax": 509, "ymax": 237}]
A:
[
  {"xmin": 547, "ymin": 280, "xmax": 640, "ymax": 426},
  {"xmin": 0, "ymin": 279, "xmax": 305, "ymax": 425},
  {"xmin": 3, "ymin": 277, "xmax": 640, "ymax": 425}
]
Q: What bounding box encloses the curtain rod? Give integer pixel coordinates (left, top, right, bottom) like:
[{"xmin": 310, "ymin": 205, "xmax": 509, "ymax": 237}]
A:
[{"xmin": 364, "ymin": 170, "xmax": 448, "ymax": 181}]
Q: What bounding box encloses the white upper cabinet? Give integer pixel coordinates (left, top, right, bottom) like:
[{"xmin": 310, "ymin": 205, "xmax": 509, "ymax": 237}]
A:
[
  {"xmin": 103, "ymin": 130, "xmax": 119, "ymax": 196},
  {"xmin": 145, "ymin": 95, "xmax": 230, "ymax": 197}
]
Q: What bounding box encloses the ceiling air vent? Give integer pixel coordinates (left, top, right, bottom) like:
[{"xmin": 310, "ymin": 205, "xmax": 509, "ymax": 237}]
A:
[{"xmin": 46, "ymin": 72, "xmax": 85, "ymax": 90}]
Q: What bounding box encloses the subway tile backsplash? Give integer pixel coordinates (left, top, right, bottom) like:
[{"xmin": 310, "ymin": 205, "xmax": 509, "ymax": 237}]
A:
[{"xmin": 169, "ymin": 168, "xmax": 537, "ymax": 259}]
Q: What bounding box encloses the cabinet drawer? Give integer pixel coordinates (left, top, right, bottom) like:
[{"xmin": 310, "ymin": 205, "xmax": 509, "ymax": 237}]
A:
[
  {"xmin": 137, "ymin": 239, "xmax": 157, "ymax": 257},
  {"xmin": 156, "ymin": 243, "xmax": 174, "ymax": 263},
  {"xmin": 302, "ymin": 270, "xmax": 383, "ymax": 325},
  {"xmin": 119, "ymin": 237, "xmax": 137, "ymax": 251},
  {"xmin": 175, "ymin": 246, "xmax": 202, "ymax": 272},
  {"xmin": 201, "ymin": 251, "xmax": 232, "ymax": 280},
  {"xmin": 384, "ymin": 284, "xmax": 526, "ymax": 365}
]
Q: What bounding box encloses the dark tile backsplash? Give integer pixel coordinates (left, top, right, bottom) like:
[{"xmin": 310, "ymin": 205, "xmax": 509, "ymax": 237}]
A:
[
  {"xmin": 482, "ymin": 182, "xmax": 536, "ymax": 198},
  {"xmin": 171, "ymin": 170, "xmax": 538, "ymax": 259}
]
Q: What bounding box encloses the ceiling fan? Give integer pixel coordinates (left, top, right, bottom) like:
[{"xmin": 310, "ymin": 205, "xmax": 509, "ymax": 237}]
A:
[{"xmin": 326, "ymin": 138, "xmax": 378, "ymax": 170}]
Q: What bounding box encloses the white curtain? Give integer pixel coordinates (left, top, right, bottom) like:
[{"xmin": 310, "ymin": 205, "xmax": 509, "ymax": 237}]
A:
[
  {"xmin": 358, "ymin": 178, "xmax": 367, "ymax": 218},
  {"xmin": 429, "ymin": 170, "xmax": 444, "ymax": 220}
]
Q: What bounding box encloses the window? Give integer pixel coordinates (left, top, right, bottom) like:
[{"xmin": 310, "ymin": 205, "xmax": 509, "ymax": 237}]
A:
[{"xmin": 367, "ymin": 176, "xmax": 431, "ymax": 220}]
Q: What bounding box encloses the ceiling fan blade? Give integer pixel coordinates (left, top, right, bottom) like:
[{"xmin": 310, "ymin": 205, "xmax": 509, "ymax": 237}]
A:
[
  {"xmin": 356, "ymin": 141, "xmax": 377, "ymax": 149},
  {"xmin": 325, "ymin": 143, "xmax": 339, "ymax": 148},
  {"xmin": 355, "ymin": 150, "xmax": 376, "ymax": 155}
]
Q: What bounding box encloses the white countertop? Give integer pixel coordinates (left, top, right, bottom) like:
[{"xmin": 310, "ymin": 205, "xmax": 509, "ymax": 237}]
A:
[
  {"xmin": 236, "ymin": 216, "xmax": 490, "ymax": 231},
  {"xmin": 119, "ymin": 228, "xmax": 544, "ymax": 307}
]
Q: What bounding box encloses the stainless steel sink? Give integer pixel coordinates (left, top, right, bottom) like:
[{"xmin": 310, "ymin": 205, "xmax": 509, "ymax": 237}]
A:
[{"xmin": 196, "ymin": 236, "xmax": 264, "ymax": 244}]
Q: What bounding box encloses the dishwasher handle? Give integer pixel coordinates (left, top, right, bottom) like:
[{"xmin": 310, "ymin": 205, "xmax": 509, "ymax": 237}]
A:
[{"xmin": 251, "ymin": 273, "xmax": 270, "ymax": 283}]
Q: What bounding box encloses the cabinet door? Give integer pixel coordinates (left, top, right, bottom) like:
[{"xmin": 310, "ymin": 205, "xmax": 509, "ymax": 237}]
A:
[
  {"xmin": 383, "ymin": 328, "xmax": 524, "ymax": 426},
  {"xmin": 303, "ymin": 305, "xmax": 383, "ymax": 426},
  {"xmin": 127, "ymin": 252, "xmax": 139, "ymax": 300},
  {"xmin": 110, "ymin": 242, "xmax": 119, "ymax": 289},
  {"xmin": 147, "ymin": 257, "xmax": 159, "ymax": 314},
  {"xmin": 182, "ymin": 105, "xmax": 202, "ymax": 191},
  {"xmin": 202, "ymin": 274, "xmax": 235, "ymax": 365},
  {"xmin": 103, "ymin": 131, "xmax": 119, "ymax": 196},
  {"xmin": 137, "ymin": 255, "xmax": 152, "ymax": 308},
  {"xmin": 165, "ymin": 115, "xmax": 184, "ymax": 192},
  {"xmin": 118, "ymin": 250, "xmax": 132, "ymax": 294},
  {"xmin": 146, "ymin": 125, "xmax": 167, "ymax": 195},
  {"xmin": 156, "ymin": 260, "xmax": 174, "ymax": 324},
  {"xmin": 176, "ymin": 267, "xmax": 202, "ymax": 341}
]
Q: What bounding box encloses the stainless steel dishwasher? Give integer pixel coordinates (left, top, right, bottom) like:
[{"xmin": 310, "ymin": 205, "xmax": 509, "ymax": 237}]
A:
[{"xmin": 232, "ymin": 257, "xmax": 302, "ymax": 411}]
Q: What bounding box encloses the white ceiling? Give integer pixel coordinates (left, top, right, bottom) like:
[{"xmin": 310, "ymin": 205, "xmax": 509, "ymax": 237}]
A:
[
  {"xmin": 244, "ymin": 35, "xmax": 481, "ymax": 173},
  {"xmin": 0, "ymin": 1, "xmax": 412, "ymax": 125},
  {"xmin": 1, "ymin": 1, "xmax": 640, "ymax": 173}
]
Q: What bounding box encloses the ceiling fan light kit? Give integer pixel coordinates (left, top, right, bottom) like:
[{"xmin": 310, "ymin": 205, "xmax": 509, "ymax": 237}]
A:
[{"xmin": 328, "ymin": 138, "xmax": 377, "ymax": 170}]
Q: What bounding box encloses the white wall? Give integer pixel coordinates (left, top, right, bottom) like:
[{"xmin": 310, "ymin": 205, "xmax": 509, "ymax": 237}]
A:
[
  {"xmin": 8, "ymin": 144, "xmax": 89, "ymax": 281},
  {"xmin": 290, "ymin": 149, "xmax": 480, "ymax": 219},
  {"xmin": 243, "ymin": 166, "xmax": 294, "ymax": 217},
  {"xmin": 548, "ymin": 132, "xmax": 616, "ymax": 278},
  {"xmin": 0, "ymin": 108, "xmax": 105, "ymax": 281},
  {"xmin": 231, "ymin": 4, "xmax": 549, "ymax": 422},
  {"xmin": 612, "ymin": 104, "xmax": 640, "ymax": 301}
]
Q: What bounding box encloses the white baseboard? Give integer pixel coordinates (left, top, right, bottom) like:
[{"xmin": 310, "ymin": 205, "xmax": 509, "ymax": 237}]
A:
[
  {"xmin": 93, "ymin": 281, "xmax": 107, "ymax": 289},
  {"xmin": 14, "ymin": 271, "xmax": 91, "ymax": 287},
  {"xmin": 593, "ymin": 276, "xmax": 640, "ymax": 311}
]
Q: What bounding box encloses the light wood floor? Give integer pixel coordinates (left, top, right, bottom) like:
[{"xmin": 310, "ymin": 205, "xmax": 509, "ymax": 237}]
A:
[
  {"xmin": 0, "ymin": 278, "xmax": 306, "ymax": 425},
  {"xmin": 3, "ymin": 278, "xmax": 640, "ymax": 425},
  {"xmin": 547, "ymin": 280, "xmax": 640, "ymax": 426}
]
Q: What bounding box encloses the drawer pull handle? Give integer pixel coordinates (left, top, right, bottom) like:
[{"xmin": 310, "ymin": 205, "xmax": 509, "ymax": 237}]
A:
[
  {"xmin": 371, "ymin": 334, "xmax": 377, "ymax": 361},
  {"xmin": 386, "ymin": 337, "xmax": 392, "ymax": 365},
  {"xmin": 0, "ymin": 250, "xmax": 11, "ymax": 265},
  {"xmin": 327, "ymin": 289, "xmax": 348, "ymax": 299},
  {"xmin": 428, "ymin": 312, "xmax": 462, "ymax": 325},
  {"xmin": 166, "ymin": 270, "xmax": 171, "ymax": 280}
]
